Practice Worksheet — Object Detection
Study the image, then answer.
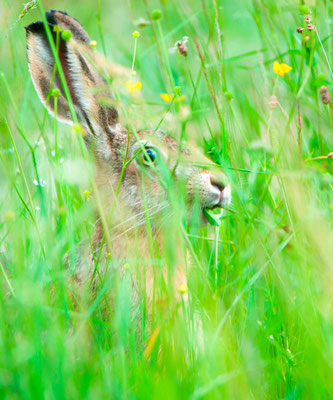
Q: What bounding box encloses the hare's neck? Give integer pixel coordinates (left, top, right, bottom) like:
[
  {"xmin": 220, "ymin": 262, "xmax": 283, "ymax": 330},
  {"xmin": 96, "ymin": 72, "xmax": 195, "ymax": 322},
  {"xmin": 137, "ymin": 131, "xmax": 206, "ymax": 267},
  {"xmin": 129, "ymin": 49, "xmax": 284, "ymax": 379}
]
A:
[
  {"xmin": 92, "ymin": 219, "xmax": 187, "ymax": 306},
  {"xmin": 92, "ymin": 219, "xmax": 161, "ymax": 260}
]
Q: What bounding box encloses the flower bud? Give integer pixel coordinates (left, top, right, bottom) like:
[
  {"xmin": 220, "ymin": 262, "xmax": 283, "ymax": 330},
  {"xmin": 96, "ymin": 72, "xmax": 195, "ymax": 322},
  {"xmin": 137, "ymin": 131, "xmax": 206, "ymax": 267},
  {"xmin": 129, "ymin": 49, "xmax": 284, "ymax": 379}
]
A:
[
  {"xmin": 53, "ymin": 25, "xmax": 62, "ymax": 34},
  {"xmin": 224, "ymin": 91, "xmax": 233, "ymax": 101},
  {"xmin": 174, "ymin": 86, "xmax": 182, "ymax": 96},
  {"xmin": 61, "ymin": 30, "xmax": 72, "ymax": 42},
  {"xmin": 300, "ymin": 5, "xmax": 309, "ymax": 15},
  {"xmin": 51, "ymin": 88, "xmax": 60, "ymax": 98},
  {"xmin": 178, "ymin": 284, "xmax": 188, "ymax": 295},
  {"xmin": 152, "ymin": 9, "xmax": 162, "ymax": 21}
]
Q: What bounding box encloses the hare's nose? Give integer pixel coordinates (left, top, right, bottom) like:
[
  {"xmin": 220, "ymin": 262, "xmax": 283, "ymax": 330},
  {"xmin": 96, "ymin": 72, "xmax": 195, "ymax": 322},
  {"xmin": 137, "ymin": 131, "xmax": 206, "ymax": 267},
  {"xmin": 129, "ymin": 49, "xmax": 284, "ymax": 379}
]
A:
[
  {"xmin": 207, "ymin": 173, "xmax": 227, "ymax": 206},
  {"xmin": 210, "ymin": 173, "xmax": 225, "ymax": 193}
]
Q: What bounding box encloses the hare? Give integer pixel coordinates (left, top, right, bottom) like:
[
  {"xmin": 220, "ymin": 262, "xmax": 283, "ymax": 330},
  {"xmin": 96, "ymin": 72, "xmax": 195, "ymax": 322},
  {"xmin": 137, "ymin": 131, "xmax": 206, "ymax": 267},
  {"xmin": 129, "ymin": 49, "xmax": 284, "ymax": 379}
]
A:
[{"xmin": 25, "ymin": 10, "xmax": 230, "ymax": 309}]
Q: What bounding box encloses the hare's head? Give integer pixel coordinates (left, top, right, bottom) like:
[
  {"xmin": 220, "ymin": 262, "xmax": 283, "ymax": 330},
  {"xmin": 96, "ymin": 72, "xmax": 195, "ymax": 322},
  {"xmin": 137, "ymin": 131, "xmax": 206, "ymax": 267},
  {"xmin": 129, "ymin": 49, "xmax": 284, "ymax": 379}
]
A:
[{"xmin": 26, "ymin": 10, "xmax": 230, "ymax": 227}]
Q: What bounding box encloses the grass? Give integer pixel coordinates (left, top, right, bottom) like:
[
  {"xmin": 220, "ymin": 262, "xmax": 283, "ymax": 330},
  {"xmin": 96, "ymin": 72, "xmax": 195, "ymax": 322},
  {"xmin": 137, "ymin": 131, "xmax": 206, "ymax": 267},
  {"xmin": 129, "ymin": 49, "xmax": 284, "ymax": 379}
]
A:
[{"xmin": 1, "ymin": 0, "xmax": 333, "ymax": 398}]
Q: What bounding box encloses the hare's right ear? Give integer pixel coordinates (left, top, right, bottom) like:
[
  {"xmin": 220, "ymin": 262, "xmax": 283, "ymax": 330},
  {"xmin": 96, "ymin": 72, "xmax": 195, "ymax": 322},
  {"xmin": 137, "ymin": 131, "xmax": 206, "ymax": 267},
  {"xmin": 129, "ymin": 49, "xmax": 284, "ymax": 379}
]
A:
[{"xmin": 25, "ymin": 10, "xmax": 118, "ymax": 136}]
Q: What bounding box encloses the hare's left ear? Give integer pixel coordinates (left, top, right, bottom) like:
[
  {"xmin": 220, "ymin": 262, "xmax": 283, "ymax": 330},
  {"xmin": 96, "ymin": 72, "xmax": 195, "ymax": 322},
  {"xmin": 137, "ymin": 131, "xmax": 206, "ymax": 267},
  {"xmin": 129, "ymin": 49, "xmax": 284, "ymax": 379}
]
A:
[{"xmin": 25, "ymin": 10, "xmax": 118, "ymax": 137}]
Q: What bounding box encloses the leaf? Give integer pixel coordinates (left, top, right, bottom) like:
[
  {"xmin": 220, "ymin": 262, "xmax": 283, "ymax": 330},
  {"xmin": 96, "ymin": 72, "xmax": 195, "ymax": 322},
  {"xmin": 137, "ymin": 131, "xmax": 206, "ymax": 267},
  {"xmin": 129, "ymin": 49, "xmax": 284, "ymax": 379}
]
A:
[{"xmin": 203, "ymin": 208, "xmax": 224, "ymax": 226}]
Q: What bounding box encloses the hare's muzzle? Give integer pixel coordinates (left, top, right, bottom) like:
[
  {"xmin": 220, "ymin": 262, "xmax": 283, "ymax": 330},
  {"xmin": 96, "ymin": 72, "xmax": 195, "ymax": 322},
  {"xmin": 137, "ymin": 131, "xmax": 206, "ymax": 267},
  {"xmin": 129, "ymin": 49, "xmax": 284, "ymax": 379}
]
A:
[{"xmin": 185, "ymin": 170, "xmax": 231, "ymax": 216}]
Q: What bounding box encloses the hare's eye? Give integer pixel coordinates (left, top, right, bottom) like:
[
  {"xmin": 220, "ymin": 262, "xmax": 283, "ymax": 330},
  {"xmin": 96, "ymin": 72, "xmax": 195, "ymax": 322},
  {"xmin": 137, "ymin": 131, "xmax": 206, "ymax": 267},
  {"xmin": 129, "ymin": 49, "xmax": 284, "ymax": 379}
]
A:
[{"xmin": 142, "ymin": 147, "xmax": 157, "ymax": 165}]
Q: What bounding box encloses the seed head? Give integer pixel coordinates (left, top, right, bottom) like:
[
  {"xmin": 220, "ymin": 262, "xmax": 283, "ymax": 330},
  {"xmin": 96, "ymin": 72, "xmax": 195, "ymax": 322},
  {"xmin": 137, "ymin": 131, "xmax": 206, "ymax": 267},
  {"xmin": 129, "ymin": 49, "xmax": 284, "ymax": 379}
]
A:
[
  {"xmin": 18, "ymin": 1, "xmax": 37, "ymax": 21},
  {"xmin": 320, "ymin": 86, "xmax": 331, "ymax": 105},
  {"xmin": 296, "ymin": 27, "xmax": 304, "ymax": 34},
  {"xmin": 176, "ymin": 41, "xmax": 188, "ymax": 57},
  {"xmin": 328, "ymin": 152, "xmax": 333, "ymax": 158},
  {"xmin": 306, "ymin": 24, "xmax": 314, "ymax": 31},
  {"xmin": 305, "ymin": 15, "xmax": 312, "ymax": 23},
  {"xmin": 296, "ymin": 114, "xmax": 303, "ymax": 128},
  {"xmin": 283, "ymin": 224, "xmax": 292, "ymax": 233},
  {"xmin": 268, "ymin": 95, "xmax": 278, "ymax": 109}
]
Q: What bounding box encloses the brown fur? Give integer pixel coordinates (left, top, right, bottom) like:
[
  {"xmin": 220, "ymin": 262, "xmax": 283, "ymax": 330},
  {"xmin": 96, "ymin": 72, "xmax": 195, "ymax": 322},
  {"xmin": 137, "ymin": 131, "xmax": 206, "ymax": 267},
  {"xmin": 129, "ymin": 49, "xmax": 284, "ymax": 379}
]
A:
[{"xmin": 25, "ymin": 10, "xmax": 230, "ymax": 312}]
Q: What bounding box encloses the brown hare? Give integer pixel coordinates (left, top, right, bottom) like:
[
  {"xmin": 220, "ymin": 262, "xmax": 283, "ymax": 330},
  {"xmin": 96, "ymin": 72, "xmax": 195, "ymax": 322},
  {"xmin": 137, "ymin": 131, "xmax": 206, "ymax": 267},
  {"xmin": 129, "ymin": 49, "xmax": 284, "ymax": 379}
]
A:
[{"xmin": 25, "ymin": 10, "xmax": 230, "ymax": 310}]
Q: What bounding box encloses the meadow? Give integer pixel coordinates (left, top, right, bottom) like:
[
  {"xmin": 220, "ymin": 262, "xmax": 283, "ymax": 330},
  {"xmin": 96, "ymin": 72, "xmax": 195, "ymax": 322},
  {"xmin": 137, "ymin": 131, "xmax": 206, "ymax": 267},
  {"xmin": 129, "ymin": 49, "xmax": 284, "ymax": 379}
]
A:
[{"xmin": 0, "ymin": 0, "xmax": 333, "ymax": 398}]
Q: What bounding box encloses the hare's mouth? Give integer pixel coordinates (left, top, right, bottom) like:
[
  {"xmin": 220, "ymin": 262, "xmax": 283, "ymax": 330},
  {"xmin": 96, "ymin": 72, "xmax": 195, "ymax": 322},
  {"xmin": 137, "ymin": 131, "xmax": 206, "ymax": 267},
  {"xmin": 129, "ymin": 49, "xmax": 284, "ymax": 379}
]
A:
[{"xmin": 202, "ymin": 185, "xmax": 231, "ymax": 225}]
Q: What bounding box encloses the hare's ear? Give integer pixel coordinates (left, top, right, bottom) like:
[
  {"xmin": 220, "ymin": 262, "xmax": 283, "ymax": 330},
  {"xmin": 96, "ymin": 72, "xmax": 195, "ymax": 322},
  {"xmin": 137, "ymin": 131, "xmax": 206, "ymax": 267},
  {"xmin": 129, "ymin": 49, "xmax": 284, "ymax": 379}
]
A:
[{"xmin": 25, "ymin": 10, "xmax": 118, "ymax": 136}]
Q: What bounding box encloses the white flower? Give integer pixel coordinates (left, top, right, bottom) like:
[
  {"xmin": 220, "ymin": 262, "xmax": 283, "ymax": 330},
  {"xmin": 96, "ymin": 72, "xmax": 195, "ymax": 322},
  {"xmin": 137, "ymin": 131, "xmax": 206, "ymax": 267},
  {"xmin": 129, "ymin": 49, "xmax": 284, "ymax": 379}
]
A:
[{"xmin": 33, "ymin": 179, "xmax": 46, "ymax": 187}]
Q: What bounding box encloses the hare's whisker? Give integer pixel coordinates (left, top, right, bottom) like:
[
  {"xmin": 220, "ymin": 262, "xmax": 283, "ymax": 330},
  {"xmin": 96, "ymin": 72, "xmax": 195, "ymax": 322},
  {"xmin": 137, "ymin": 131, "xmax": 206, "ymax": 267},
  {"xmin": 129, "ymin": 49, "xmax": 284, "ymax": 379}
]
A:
[
  {"xmin": 110, "ymin": 201, "xmax": 168, "ymax": 232},
  {"xmin": 92, "ymin": 201, "xmax": 168, "ymax": 231},
  {"xmin": 110, "ymin": 204, "xmax": 169, "ymax": 242},
  {"xmin": 155, "ymin": 210, "xmax": 175, "ymax": 236}
]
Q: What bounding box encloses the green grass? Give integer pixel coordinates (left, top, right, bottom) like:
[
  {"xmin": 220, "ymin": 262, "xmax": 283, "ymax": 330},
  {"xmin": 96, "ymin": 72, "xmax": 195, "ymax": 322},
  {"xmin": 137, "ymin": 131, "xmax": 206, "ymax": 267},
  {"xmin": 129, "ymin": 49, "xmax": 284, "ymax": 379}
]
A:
[{"xmin": 1, "ymin": 0, "xmax": 333, "ymax": 398}]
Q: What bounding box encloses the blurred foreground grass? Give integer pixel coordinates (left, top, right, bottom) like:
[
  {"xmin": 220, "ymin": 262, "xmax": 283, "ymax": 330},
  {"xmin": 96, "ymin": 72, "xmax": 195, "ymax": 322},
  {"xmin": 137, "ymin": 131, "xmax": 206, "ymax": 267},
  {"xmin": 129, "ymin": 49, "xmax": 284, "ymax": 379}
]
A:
[{"xmin": 0, "ymin": 0, "xmax": 333, "ymax": 398}]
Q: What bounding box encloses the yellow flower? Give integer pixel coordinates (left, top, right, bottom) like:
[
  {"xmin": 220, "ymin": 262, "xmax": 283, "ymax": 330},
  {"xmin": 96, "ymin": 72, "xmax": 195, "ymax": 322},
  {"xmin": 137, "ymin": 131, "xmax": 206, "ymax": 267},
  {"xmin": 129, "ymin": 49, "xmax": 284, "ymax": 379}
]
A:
[
  {"xmin": 160, "ymin": 93, "xmax": 185, "ymax": 103},
  {"xmin": 83, "ymin": 190, "xmax": 91, "ymax": 201},
  {"xmin": 177, "ymin": 283, "xmax": 188, "ymax": 295},
  {"xmin": 160, "ymin": 93, "xmax": 172, "ymax": 102},
  {"xmin": 90, "ymin": 40, "xmax": 97, "ymax": 47},
  {"xmin": 273, "ymin": 61, "xmax": 292, "ymax": 76},
  {"xmin": 125, "ymin": 80, "xmax": 142, "ymax": 92}
]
